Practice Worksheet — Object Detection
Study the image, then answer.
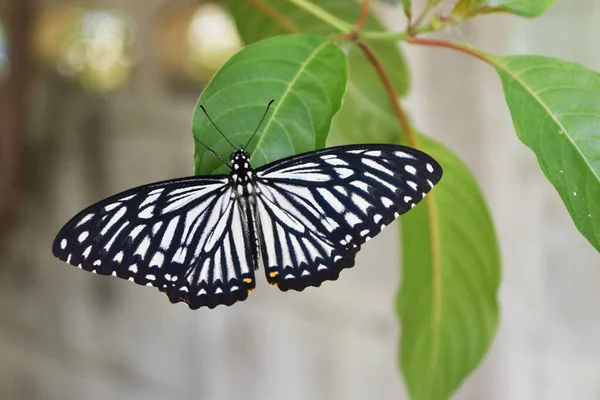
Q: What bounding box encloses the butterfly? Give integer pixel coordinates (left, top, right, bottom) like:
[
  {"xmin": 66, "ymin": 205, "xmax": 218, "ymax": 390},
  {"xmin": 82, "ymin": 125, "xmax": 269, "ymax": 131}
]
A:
[{"xmin": 52, "ymin": 101, "xmax": 443, "ymax": 309}]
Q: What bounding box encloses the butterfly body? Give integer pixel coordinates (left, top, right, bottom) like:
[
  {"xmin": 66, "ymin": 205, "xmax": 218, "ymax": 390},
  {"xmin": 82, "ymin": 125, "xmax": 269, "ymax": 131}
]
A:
[
  {"xmin": 53, "ymin": 144, "xmax": 442, "ymax": 309},
  {"xmin": 228, "ymin": 149, "xmax": 261, "ymax": 270}
]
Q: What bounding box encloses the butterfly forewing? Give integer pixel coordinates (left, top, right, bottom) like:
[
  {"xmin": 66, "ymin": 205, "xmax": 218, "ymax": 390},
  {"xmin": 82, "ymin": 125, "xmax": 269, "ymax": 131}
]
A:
[
  {"xmin": 254, "ymin": 144, "xmax": 442, "ymax": 291},
  {"xmin": 52, "ymin": 176, "xmax": 256, "ymax": 309}
]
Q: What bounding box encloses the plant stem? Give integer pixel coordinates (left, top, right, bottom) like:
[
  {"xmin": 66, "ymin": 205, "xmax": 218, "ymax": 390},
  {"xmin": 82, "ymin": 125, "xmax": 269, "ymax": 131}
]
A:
[
  {"xmin": 362, "ymin": 22, "xmax": 435, "ymax": 41},
  {"xmin": 356, "ymin": 0, "xmax": 371, "ymax": 30},
  {"xmin": 406, "ymin": 36, "xmax": 492, "ymax": 64},
  {"xmin": 286, "ymin": 0, "xmax": 353, "ymax": 33},
  {"xmin": 357, "ymin": 41, "xmax": 417, "ymax": 148},
  {"xmin": 286, "ymin": 0, "xmax": 448, "ymax": 43}
]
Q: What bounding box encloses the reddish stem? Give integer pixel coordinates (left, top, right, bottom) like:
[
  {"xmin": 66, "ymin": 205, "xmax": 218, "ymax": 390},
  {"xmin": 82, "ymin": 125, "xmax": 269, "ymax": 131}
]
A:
[
  {"xmin": 355, "ymin": 0, "xmax": 370, "ymax": 30},
  {"xmin": 357, "ymin": 41, "xmax": 417, "ymax": 148},
  {"xmin": 406, "ymin": 36, "xmax": 491, "ymax": 64}
]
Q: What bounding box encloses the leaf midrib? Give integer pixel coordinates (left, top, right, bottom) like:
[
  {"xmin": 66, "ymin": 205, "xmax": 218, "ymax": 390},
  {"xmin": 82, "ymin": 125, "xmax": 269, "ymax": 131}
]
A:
[
  {"xmin": 423, "ymin": 192, "xmax": 442, "ymax": 398},
  {"xmin": 250, "ymin": 39, "xmax": 330, "ymax": 163},
  {"xmin": 494, "ymin": 59, "xmax": 600, "ymax": 185}
]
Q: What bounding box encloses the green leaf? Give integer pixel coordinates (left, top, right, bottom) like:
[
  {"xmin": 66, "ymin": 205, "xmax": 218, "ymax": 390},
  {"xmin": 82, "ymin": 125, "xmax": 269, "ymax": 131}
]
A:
[
  {"xmin": 192, "ymin": 34, "xmax": 348, "ymax": 175},
  {"xmin": 453, "ymin": 0, "xmax": 557, "ymax": 18},
  {"xmin": 227, "ymin": 0, "xmax": 407, "ymax": 94},
  {"xmin": 226, "ymin": 0, "xmax": 409, "ymax": 145},
  {"xmin": 399, "ymin": 134, "xmax": 500, "ymax": 400},
  {"xmin": 492, "ymin": 55, "xmax": 600, "ymax": 252}
]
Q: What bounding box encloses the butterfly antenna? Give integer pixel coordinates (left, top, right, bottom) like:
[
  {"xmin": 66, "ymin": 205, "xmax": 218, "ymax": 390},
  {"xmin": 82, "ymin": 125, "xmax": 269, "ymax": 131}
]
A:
[
  {"xmin": 192, "ymin": 136, "xmax": 232, "ymax": 170},
  {"xmin": 244, "ymin": 99, "xmax": 275, "ymax": 150},
  {"xmin": 199, "ymin": 105, "xmax": 237, "ymax": 150}
]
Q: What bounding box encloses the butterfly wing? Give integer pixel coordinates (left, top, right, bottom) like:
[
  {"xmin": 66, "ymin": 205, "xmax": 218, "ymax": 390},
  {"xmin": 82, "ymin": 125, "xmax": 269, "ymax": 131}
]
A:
[
  {"xmin": 52, "ymin": 176, "xmax": 256, "ymax": 309},
  {"xmin": 253, "ymin": 144, "xmax": 443, "ymax": 291}
]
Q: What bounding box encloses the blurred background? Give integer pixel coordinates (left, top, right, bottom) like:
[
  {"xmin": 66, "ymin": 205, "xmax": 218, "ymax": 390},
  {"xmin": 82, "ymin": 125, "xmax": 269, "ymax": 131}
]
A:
[{"xmin": 0, "ymin": 0, "xmax": 599, "ymax": 399}]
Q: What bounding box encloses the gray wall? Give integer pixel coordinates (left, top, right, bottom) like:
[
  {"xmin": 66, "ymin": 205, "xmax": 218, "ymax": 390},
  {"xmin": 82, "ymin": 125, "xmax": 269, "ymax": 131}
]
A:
[{"xmin": 0, "ymin": 1, "xmax": 598, "ymax": 399}]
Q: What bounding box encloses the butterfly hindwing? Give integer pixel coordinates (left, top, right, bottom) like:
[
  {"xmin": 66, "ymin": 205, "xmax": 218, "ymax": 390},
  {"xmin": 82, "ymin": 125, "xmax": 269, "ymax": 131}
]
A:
[
  {"xmin": 254, "ymin": 144, "xmax": 443, "ymax": 291},
  {"xmin": 253, "ymin": 183, "xmax": 350, "ymax": 291},
  {"xmin": 52, "ymin": 176, "xmax": 256, "ymax": 309}
]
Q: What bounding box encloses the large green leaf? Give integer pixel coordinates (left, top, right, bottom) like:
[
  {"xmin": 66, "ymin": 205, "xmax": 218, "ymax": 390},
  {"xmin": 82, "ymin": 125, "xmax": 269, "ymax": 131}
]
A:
[
  {"xmin": 453, "ymin": 0, "xmax": 557, "ymax": 18},
  {"xmin": 399, "ymin": 134, "xmax": 500, "ymax": 400},
  {"xmin": 192, "ymin": 34, "xmax": 348, "ymax": 175},
  {"xmin": 227, "ymin": 0, "xmax": 409, "ymax": 145},
  {"xmin": 492, "ymin": 55, "xmax": 600, "ymax": 252}
]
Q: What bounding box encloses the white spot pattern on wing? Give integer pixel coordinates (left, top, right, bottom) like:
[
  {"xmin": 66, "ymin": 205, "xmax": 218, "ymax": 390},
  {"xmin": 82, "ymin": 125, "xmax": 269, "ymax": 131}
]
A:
[
  {"xmin": 251, "ymin": 145, "xmax": 442, "ymax": 292},
  {"xmin": 53, "ymin": 144, "xmax": 442, "ymax": 307}
]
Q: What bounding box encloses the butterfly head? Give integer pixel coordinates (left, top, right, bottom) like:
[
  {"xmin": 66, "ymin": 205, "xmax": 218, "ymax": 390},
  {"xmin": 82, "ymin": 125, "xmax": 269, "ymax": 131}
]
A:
[
  {"xmin": 230, "ymin": 149, "xmax": 250, "ymax": 163},
  {"xmin": 230, "ymin": 149, "xmax": 253, "ymax": 181}
]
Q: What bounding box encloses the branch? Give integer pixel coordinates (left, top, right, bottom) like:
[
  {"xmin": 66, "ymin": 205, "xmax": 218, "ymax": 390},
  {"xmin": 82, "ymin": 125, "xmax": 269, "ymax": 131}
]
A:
[
  {"xmin": 285, "ymin": 0, "xmax": 453, "ymax": 43},
  {"xmin": 362, "ymin": 22, "xmax": 435, "ymax": 41},
  {"xmin": 406, "ymin": 36, "xmax": 492, "ymax": 64},
  {"xmin": 356, "ymin": 41, "xmax": 417, "ymax": 147},
  {"xmin": 355, "ymin": 0, "xmax": 370, "ymax": 30}
]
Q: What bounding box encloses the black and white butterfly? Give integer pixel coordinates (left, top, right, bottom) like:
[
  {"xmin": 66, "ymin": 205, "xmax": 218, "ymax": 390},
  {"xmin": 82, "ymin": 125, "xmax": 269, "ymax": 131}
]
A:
[{"xmin": 52, "ymin": 101, "xmax": 443, "ymax": 309}]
